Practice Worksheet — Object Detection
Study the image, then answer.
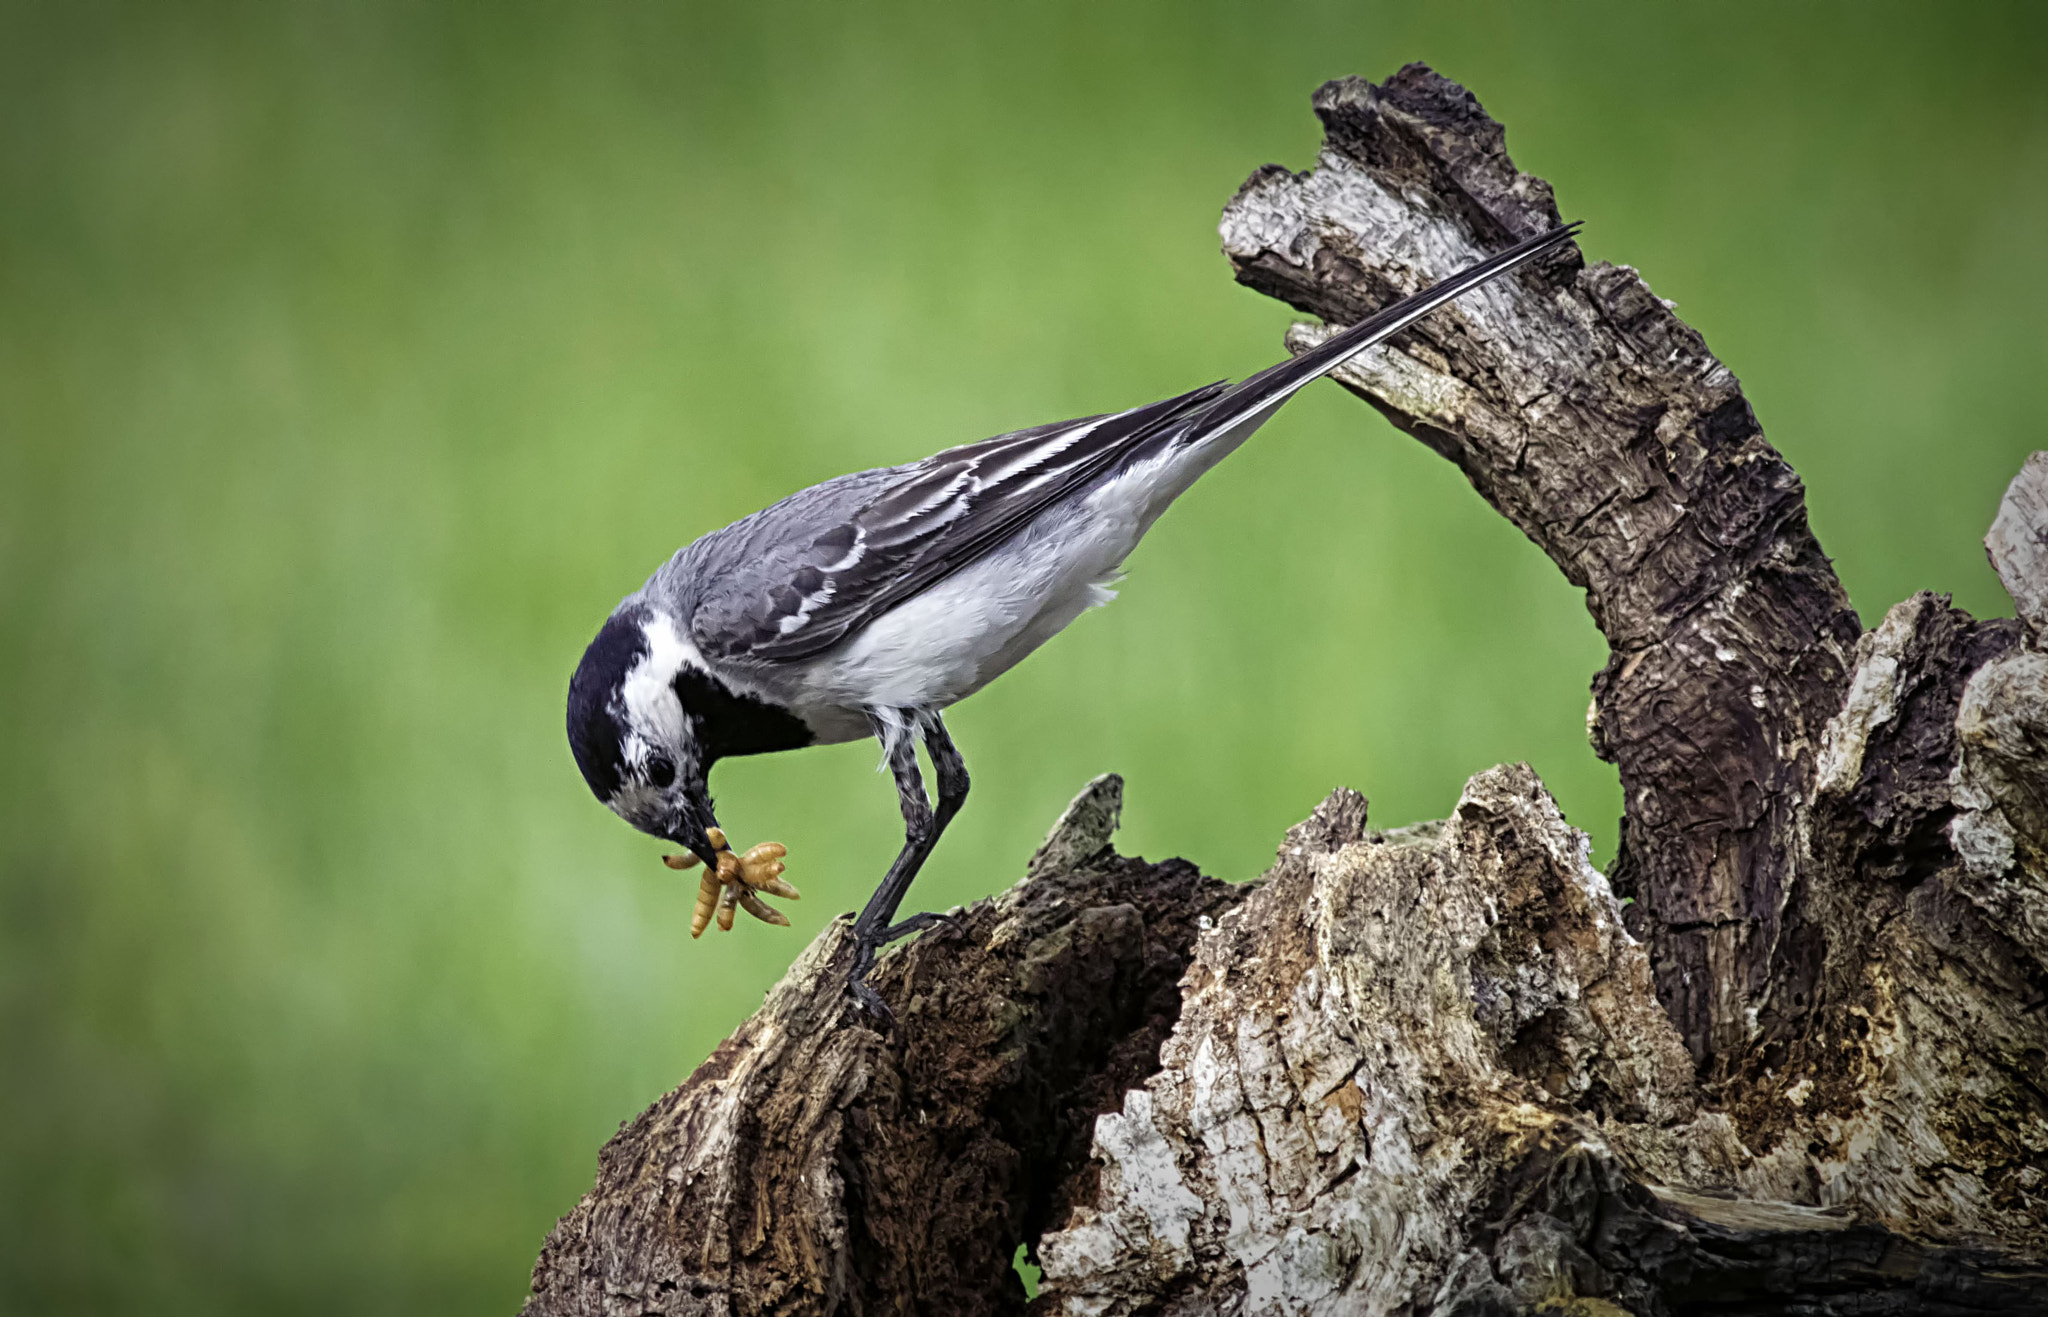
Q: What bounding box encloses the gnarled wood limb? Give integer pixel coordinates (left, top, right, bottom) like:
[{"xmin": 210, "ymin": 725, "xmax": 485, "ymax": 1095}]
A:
[
  {"xmin": 525, "ymin": 68, "xmax": 2047, "ymax": 1316},
  {"xmin": 1212, "ymin": 66, "xmax": 2044, "ymax": 1257},
  {"xmin": 1218, "ymin": 67, "xmax": 1865, "ymax": 1076}
]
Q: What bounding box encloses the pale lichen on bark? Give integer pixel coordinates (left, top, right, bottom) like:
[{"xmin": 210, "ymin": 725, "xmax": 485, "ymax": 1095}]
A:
[{"xmin": 1039, "ymin": 767, "xmax": 1713, "ymax": 1314}]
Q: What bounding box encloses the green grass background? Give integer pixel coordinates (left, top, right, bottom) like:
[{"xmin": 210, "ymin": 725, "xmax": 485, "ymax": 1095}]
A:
[{"xmin": 3, "ymin": 2, "xmax": 2043, "ymax": 1310}]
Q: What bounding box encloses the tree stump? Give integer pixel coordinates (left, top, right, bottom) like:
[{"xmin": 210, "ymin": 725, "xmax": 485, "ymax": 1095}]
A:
[{"xmin": 524, "ymin": 67, "xmax": 2048, "ymax": 1316}]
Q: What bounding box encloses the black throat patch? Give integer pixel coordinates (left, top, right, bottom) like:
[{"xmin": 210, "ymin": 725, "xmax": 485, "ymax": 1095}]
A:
[{"xmin": 674, "ymin": 666, "xmax": 815, "ymax": 763}]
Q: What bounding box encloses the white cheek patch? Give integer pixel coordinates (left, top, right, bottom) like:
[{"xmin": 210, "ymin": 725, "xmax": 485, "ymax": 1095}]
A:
[
  {"xmin": 620, "ymin": 614, "xmax": 698, "ymax": 744},
  {"xmin": 608, "ymin": 782, "xmax": 663, "ymax": 824},
  {"xmin": 617, "ymin": 732, "xmax": 657, "ymax": 784},
  {"xmin": 606, "ymin": 732, "xmax": 676, "ymax": 831}
]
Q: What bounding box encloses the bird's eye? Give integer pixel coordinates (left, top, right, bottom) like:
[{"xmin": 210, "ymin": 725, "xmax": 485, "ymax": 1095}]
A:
[{"xmin": 645, "ymin": 754, "xmax": 676, "ymax": 789}]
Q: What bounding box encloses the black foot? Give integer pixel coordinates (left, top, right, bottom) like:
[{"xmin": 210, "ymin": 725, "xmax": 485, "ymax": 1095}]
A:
[
  {"xmin": 847, "ymin": 970, "xmax": 894, "ymax": 1025},
  {"xmin": 843, "ymin": 925, "xmax": 895, "ymax": 1025},
  {"xmin": 878, "ymin": 909, "xmax": 960, "ymax": 944},
  {"xmin": 843, "ymin": 911, "xmax": 962, "ymax": 1024}
]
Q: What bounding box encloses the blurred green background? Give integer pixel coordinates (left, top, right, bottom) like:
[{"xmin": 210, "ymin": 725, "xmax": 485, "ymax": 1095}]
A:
[{"xmin": 3, "ymin": 1, "xmax": 2043, "ymax": 1311}]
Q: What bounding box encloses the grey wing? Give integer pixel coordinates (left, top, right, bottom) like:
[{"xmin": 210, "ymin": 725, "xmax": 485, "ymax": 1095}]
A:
[
  {"xmin": 685, "ymin": 382, "xmax": 1229, "ymax": 665},
  {"xmin": 683, "ymin": 221, "xmax": 1582, "ymax": 669}
]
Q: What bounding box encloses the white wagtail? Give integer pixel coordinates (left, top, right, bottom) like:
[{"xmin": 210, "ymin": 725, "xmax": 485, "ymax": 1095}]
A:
[{"xmin": 567, "ymin": 221, "xmax": 1580, "ymax": 1018}]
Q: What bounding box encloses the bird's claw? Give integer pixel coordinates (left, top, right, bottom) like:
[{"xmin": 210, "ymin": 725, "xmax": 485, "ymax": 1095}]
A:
[
  {"xmin": 842, "ymin": 930, "xmax": 897, "ymax": 1025},
  {"xmin": 879, "ymin": 909, "xmax": 960, "ymax": 943},
  {"xmin": 847, "ymin": 973, "xmax": 894, "ymax": 1026},
  {"xmin": 841, "ymin": 910, "xmax": 962, "ymax": 1024},
  {"xmin": 663, "ymin": 827, "xmax": 799, "ymax": 937}
]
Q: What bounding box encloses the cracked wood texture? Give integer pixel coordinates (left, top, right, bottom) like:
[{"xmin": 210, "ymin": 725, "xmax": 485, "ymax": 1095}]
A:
[
  {"xmin": 1035, "ymin": 771, "xmax": 2045, "ymax": 1315},
  {"xmin": 524, "ymin": 68, "xmax": 2047, "ymax": 1317},
  {"xmin": 524, "ymin": 777, "xmax": 1249, "ymax": 1315},
  {"xmin": 1218, "ymin": 67, "xmax": 1864, "ymax": 1076},
  {"xmin": 1214, "ymin": 63, "xmax": 2044, "ymax": 1255}
]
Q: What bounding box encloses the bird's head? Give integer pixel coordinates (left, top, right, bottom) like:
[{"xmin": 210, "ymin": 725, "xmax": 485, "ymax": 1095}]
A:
[{"xmin": 566, "ymin": 604, "xmax": 721, "ymax": 868}]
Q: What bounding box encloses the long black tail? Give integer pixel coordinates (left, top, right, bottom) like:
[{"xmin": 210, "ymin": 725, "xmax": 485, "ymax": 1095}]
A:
[{"xmin": 1194, "ymin": 222, "xmax": 1582, "ymax": 437}]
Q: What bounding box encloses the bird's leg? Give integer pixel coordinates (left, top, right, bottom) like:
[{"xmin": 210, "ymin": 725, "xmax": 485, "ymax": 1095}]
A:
[
  {"xmin": 846, "ymin": 710, "xmax": 970, "ymax": 1020},
  {"xmin": 880, "ymin": 712, "xmax": 969, "ymax": 942}
]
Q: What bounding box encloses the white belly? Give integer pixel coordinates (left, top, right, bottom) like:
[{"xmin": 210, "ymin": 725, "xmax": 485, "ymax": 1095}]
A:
[
  {"xmin": 773, "ymin": 409, "xmax": 1269, "ymax": 740},
  {"xmin": 789, "ymin": 501, "xmax": 1133, "ymax": 727}
]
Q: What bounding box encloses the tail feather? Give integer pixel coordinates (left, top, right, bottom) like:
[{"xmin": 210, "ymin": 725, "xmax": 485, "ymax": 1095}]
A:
[{"xmin": 1192, "ymin": 222, "xmax": 1582, "ymax": 441}]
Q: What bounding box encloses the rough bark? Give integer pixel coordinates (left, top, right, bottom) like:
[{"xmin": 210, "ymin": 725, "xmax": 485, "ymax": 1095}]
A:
[
  {"xmin": 1208, "ymin": 66, "xmax": 2045, "ymax": 1261},
  {"xmin": 524, "ymin": 68, "xmax": 2048, "ymax": 1316},
  {"xmin": 524, "ymin": 777, "xmax": 1247, "ymax": 1315},
  {"xmin": 1218, "ymin": 69, "xmax": 1865, "ymax": 1076},
  {"xmin": 1037, "ymin": 770, "xmax": 2045, "ymax": 1316}
]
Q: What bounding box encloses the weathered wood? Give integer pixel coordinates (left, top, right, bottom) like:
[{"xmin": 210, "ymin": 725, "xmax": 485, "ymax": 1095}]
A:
[
  {"xmin": 1036, "ymin": 770, "xmax": 2048, "ymax": 1315},
  {"xmin": 1218, "ymin": 67, "xmax": 1865, "ymax": 1077},
  {"xmin": 1208, "ymin": 66, "xmax": 2044, "ymax": 1265},
  {"xmin": 1987, "ymin": 453, "xmax": 2048, "ymax": 642},
  {"xmin": 525, "ymin": 68, "xmax": 2048, "ymax": 1317},
  {"xmin": 522, "ymin": 776, "xmax": 1246, "ymax": 1316}
]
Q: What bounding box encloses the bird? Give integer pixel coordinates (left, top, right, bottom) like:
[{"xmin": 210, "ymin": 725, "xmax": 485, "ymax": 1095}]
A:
[{"xmin": 566, "ymin": 221, "xmax": 1581, "ymax": 1020}]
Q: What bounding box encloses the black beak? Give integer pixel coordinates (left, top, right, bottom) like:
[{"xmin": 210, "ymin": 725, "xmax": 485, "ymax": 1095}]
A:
[
  {"xmin": 667, "ymin": 786, "xmax": 721, "ymax": 870},
  {"xmin": 664, "ymin": 821, "xmax": 720, "ymax": 871}
]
